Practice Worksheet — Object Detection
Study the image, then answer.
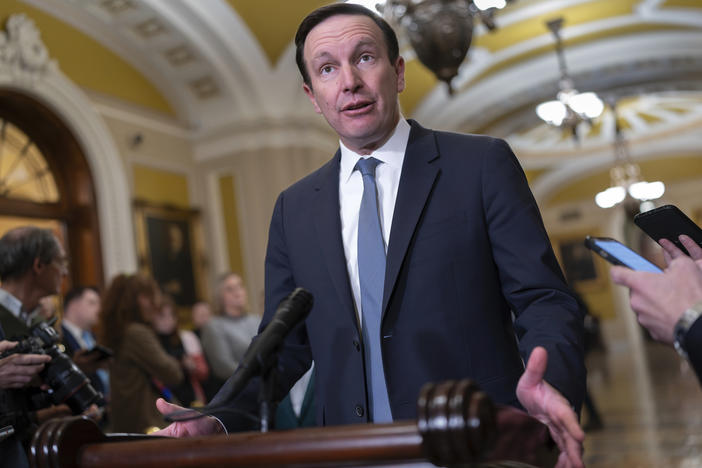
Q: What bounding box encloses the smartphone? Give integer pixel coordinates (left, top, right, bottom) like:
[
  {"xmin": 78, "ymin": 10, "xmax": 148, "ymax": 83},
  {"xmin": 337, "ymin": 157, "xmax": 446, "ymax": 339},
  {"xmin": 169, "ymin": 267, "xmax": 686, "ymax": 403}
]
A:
[
  {"xmin": 634, "ymin": 205, "xmax": 702, "ymax": 256},
  {"xmin": 584, "ymin": 236, "xmax": 662, "ymax": 273},
  {"xmin": 84, "ymin": 344, "xmax": 114, "ymax": 360}
]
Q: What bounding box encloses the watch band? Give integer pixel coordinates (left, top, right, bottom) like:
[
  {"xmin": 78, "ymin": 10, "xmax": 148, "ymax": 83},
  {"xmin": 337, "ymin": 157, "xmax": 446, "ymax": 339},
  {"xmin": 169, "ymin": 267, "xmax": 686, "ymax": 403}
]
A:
[{"xmin": 674, "ymin": 301, "xmax": 702, "ymax": 359}]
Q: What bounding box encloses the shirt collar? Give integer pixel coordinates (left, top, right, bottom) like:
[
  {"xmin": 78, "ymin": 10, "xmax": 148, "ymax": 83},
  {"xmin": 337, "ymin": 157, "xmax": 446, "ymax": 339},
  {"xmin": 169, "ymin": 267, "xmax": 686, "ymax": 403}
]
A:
[
  {"xmin": 339, "ymin": 117, "xmax": 411, "ymax": 183},
  {"xmin": 0, "ymin": 288, "xmax": 23, "ymax": 319}
]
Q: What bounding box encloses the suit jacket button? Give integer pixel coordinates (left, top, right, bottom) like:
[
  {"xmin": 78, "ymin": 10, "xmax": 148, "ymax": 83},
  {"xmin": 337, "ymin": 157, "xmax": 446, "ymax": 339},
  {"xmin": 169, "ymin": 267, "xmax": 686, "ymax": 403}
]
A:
[
  {"xmin": 354, "ymin": 404, "xmax": 365, "ymax": 417},
  {"xmin": 353, "ymin": 339, "xmax": 360, "ymax": 351}
]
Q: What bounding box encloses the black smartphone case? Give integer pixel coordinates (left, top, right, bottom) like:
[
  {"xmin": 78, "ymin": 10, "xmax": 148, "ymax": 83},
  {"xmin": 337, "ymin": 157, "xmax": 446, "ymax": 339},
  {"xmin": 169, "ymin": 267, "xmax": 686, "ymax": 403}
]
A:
[{"xmin": 634, "ymin": 205, "xmax": 702, "ymax": 255}]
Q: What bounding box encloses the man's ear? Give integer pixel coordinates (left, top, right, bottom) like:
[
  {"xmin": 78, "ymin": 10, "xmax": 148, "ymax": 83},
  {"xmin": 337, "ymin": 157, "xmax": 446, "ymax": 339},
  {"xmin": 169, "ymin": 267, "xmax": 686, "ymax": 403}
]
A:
[
  {"xmin": 303, "ymin": 83, "xmax": 322, "ymax": 114},
  {"xmin": 33, "ymin": 257, "xmax": 45, "ymax": 275},
  {"xmin": 395, "ymin": 56, "xmax": 406, "ymax": 93}
]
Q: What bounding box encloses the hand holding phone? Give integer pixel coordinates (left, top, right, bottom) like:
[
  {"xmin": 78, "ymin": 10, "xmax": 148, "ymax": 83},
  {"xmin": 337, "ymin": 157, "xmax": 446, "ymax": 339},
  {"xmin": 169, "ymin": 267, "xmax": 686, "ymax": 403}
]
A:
[
  {"xmin": 634, "ymin": 205, "xmax": 702, "ymax": 256},
  {"xmin": 584, "ymin": 236, "xmax": 662, "ymax": 273}
]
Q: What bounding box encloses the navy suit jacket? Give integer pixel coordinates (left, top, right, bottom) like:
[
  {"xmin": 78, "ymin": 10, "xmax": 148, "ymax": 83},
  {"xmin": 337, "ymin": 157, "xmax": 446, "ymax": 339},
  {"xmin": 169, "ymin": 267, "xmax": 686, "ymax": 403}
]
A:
[
  {"xmin": 61, "ymin": 325, "xmax": 106, "ymax": 395},
  {"xmin": 214, "ymin": 120, "xmax": 585, "ymax": 430}
]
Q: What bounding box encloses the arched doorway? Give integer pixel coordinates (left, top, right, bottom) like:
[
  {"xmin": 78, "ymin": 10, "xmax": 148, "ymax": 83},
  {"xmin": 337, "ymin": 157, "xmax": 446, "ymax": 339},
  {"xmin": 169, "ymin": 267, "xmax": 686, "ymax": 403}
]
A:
[{"xmin": 0, "ymin": 89, "xmax": 103, "ymax": 288}]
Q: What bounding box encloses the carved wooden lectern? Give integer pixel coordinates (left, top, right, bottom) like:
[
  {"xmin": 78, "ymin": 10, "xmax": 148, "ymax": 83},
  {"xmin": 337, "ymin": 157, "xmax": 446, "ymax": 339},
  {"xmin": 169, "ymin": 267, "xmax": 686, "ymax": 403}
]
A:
[{"xmin": 29, "ymin": 380, "xmax": 558, "ymax": 468}]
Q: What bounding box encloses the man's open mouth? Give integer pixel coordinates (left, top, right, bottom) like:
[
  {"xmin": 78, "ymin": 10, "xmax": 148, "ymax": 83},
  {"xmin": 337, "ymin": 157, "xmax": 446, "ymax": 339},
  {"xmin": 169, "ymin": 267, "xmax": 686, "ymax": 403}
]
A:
[{"xmin": 343, "ymin": 101, "xmax": 373, "ymax": 112}]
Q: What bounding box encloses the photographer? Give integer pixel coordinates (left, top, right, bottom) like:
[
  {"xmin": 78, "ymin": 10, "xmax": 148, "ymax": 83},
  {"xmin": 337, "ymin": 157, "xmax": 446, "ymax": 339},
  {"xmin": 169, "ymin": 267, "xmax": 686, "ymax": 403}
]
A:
[{"xmin": 0, "ymin": 227, "xmax": 79, "ymax": 467}]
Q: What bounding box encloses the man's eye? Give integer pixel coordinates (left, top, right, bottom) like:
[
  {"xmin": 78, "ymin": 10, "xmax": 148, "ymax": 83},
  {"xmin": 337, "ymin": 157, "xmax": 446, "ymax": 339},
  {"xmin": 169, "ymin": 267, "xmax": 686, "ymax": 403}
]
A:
[
  {"xmin": 321, "ymin": 65, "xmax": 334, "ymax": 75},
  {"xmin": 359, "ymin": 54, "xmax": 373, "ymax": 63}
]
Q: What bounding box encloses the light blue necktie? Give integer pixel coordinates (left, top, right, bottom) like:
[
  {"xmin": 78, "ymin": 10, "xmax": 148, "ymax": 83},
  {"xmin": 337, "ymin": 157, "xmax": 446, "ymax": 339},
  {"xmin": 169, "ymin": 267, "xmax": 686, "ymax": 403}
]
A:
[
  {"xmin": 82, "ymin": 330, "xmax": 95, "ymax": 349},
  {"xmin": 355, "ymin": 157, "xmax": 392, "ymax": 423}
]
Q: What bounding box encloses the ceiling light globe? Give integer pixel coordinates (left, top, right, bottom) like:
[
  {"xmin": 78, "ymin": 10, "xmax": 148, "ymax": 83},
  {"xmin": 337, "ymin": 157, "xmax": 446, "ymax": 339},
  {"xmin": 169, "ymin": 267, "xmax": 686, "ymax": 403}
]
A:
[
  {"xmin": 536, "ymin": 100, "xmax": 567, "ymax": 126},
  {"xmin": 569, "ymin": 92, "xmax": 604, "ymax": 119},
  {"xmin": 474, "ymin": 0, "xmax": 507, "ymax": 10},
  {"xmin": 629, "ymin": 181, "xmax": 665, "ymax": 201},
  {"xmin": 595, "ymin": 186, "xmax": 626, "ymax": 208}
]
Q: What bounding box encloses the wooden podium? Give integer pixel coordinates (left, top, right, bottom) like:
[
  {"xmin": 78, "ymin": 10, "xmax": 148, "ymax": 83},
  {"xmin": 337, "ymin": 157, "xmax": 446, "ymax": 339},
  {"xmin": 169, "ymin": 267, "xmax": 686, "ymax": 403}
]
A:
[{"xmin": 29, "ymin": 380, "xmax": 558, "ymax": 468}]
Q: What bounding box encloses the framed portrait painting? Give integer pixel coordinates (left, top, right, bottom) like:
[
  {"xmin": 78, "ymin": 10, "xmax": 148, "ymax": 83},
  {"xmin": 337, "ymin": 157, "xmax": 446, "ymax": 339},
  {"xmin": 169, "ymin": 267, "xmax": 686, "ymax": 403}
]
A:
[{"xmin": 133, "ymin": 200, "xmax": 208, "ymax": 307}]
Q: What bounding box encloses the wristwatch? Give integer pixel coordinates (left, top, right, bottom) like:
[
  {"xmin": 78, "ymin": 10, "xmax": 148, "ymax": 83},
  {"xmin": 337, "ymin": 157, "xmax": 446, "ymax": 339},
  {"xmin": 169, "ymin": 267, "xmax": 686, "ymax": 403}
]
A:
[{"xmin": 673, "ymin": 301, "xmax": 702, "ymax": 359}]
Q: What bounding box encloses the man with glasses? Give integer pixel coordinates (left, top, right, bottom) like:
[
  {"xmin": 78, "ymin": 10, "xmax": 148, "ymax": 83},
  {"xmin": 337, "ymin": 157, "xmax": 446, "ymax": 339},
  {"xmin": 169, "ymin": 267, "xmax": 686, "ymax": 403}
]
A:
[{"xmin": 0, "ymin": 226, "xmax": 70, "ymax": 467}]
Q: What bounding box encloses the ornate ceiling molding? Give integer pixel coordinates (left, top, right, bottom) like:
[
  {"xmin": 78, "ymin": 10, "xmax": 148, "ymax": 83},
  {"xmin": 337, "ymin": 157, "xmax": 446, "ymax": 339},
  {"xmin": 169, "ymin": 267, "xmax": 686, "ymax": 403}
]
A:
[{"xmin": 416, "ymin": 31, "xmax": 702, "ymax": 133}]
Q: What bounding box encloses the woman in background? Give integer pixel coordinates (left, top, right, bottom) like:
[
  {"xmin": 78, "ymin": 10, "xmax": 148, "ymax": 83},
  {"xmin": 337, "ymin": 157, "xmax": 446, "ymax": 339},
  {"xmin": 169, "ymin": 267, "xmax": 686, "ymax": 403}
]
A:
[
  {"xmin": 200, "ymin": 273, "xmax": 260, "ymax": 381},
  {"xmin": 101, "ymin": 273, "xmax": 183, "ymax": 433}
]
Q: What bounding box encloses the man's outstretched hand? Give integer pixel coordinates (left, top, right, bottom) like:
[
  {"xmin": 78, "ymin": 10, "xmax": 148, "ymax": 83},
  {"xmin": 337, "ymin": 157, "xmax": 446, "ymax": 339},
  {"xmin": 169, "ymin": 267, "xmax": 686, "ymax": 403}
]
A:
[
  {"xmin": 151, "ymin": 398, "xmax": 224, "ymax": 438},
  {"xmin": 516, "ymin": 347, "xmax": 584, "ymax": 468}
]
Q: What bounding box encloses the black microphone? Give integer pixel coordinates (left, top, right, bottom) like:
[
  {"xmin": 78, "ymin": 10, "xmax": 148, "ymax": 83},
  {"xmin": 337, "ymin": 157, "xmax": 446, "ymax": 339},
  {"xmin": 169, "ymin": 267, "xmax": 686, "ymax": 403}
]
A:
[{"xmin": 207, "ymin": 287, "xmax": 313, "ymax": 408}]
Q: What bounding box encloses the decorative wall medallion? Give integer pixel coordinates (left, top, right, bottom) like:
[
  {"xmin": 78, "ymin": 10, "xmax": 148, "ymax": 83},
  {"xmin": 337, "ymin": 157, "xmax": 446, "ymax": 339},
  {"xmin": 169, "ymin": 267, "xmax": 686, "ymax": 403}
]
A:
[{"xmin": 0, "ymin": 14, "xmax": 56, "ymax": 84}]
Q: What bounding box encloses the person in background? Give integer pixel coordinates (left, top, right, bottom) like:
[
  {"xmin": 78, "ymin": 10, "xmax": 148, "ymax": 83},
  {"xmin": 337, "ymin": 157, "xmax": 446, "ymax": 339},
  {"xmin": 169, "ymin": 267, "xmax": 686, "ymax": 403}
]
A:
[
  {"xmin": 101, "ymin": 273, "xmax": 184, "ymax": 433},
  {"xmin": 191, "ymin": 301, "xmax": 212, "ymax": 340},
  {"xmin": 61, "ymin": 286, "xmax": 110, "ymax": 398},
  {"xmin": 190, "ymin": 300, "xmax": 221, "ymax": 402},
  {"xmin": 611, "ymin": 234, "xmax": 702, "ymax": 383},
  {"xmin": 152, "ymin": 295, "xmax": 209, "ymax": 407},
  {"xmin": 0, "ymin": 227, "xmax": 71, "ymax": 466},
  {"xmin": 36, "ymin": 295, "xmax": 58, "ymax": 321},
  {"xmin": 200, "ymin": 273, "xmax": 260, "ymax": 382}
]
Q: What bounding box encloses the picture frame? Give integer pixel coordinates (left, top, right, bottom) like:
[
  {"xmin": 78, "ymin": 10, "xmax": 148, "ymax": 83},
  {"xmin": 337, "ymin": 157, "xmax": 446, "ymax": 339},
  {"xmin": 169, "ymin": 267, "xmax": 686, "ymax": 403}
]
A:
[
  {"xmin": 133, "ymin": 200, "xmax": 208, "ymax": 309},
  {"xmin": 552, "ymin": 231, "xmax": 608, "ymax": 292}
]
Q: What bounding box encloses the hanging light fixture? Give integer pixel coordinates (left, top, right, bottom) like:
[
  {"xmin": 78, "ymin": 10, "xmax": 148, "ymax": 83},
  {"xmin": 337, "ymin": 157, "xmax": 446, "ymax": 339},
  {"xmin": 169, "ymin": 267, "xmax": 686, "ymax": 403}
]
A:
[
  {"xmin": 351, "ymin": 0, "xmax": 513, "ymax": 94},
  {"xmin": 535, "ymin": 17, "xmax": 604, "ymax": 139},
  {"xmin": 595, "ymin": 101, "xmax": 665, "ymax": 209}
]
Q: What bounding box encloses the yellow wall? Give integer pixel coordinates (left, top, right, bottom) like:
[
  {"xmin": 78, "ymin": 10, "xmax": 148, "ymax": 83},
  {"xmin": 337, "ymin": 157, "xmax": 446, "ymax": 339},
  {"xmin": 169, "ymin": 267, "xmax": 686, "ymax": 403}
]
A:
[
  {"xmin": 133, "ymin": 165, "xmax": 189, "ymax": 208},
  {"xmin": 218, "ymin": 175, "xmax": 245, "ymax": 282},
  {"xmin": 228, "ymin": 0, "xmax": 329, "ymax": 65},
  {"xmin": 0, "ymin": 1, "xmax": 173, "ymax": 115}
]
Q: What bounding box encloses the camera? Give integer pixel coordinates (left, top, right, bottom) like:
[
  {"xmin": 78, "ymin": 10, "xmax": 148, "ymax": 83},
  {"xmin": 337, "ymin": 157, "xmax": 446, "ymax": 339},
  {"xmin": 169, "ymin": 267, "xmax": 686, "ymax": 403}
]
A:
[{"xmin": 0, "ymin": 319, "xmax": 104, "ymax": 414}]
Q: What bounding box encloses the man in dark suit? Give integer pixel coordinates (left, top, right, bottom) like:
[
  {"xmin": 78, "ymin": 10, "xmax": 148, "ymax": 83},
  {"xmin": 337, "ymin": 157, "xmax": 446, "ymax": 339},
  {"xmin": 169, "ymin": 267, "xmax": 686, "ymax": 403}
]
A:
[
  {"xmin": 157, "ymin": 4, "xmax": 585, "ymax": 465},
  {"xmin": 61, "ymin": 286, "xmax": 109, "ymax": 397}
]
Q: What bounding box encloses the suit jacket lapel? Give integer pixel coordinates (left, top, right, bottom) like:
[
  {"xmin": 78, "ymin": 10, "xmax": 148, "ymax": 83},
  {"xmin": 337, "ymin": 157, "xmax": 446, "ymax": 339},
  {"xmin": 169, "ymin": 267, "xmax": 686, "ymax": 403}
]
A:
[
  {"xmin": 313, "ymin": 151, "xmax": 358, "ymax": 328},
  {"xmin": 383, "ymin": 121, "xmax": 440, "ymax": 314}
]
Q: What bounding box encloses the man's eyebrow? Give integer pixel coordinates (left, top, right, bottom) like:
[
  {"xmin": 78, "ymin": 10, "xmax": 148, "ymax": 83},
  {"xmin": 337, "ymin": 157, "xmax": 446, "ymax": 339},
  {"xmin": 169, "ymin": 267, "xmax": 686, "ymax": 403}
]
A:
[
  {"xmin": 353, "ymin": 39, "xmax": 378, "ymax": 52},
  {"xmin": 310, "ymin": 51, "xmax": 333, "ymax": 63}
]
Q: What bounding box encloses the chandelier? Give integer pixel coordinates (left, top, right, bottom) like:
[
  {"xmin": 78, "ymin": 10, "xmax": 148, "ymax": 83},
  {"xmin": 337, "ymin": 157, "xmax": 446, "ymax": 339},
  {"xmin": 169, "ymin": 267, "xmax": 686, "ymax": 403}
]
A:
[
  {"xmin": 594, "ymin": 101, "xmax": 665, "ymax": 209},
  {"xmin": 535, "ymin": 17, "xmax": 604, "ymax": 139},
  {"xmin": 351, "ymin": 0, "xmax": 513, "ymax": 94}
]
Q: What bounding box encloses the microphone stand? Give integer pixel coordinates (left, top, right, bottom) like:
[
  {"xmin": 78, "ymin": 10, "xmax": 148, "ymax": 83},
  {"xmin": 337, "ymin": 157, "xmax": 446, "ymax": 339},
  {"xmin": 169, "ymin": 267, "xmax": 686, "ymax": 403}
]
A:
[{"xmin": 256, "ymin": 349, "xmax": 279, "ymax": 433}]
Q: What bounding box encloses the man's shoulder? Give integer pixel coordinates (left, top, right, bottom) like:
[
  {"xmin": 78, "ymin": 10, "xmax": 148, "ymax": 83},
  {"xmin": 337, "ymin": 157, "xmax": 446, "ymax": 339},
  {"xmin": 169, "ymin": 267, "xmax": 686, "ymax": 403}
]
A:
[{"xmin": 408, "ymin": 120, "xmax": 509, "ymax": 156}]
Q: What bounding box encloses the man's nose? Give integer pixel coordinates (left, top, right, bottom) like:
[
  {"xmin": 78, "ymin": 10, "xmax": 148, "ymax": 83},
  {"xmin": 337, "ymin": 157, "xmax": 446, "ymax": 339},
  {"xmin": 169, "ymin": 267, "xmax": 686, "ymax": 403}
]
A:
[{"xmin": 340, "ymin": 65, "xmax": 362, "ymax": 93}]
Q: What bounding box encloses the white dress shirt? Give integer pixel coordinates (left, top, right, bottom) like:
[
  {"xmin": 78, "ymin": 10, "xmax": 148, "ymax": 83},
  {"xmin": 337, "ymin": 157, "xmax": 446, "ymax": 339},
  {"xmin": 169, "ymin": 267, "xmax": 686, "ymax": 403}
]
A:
[
  {"xmin": 0, "ymin": 288, "xmax": 23, "ymax": 320},
  {"xmin": 339, "ymin": 117, "xmax": 411, "ymax": 325}
]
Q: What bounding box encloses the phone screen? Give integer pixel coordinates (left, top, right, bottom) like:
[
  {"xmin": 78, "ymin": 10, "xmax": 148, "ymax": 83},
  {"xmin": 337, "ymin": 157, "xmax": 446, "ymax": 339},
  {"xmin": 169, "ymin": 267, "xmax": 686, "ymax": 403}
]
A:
[{"xmin": 591, "ymin": 238, "xmax": 662, "ymax": 273}]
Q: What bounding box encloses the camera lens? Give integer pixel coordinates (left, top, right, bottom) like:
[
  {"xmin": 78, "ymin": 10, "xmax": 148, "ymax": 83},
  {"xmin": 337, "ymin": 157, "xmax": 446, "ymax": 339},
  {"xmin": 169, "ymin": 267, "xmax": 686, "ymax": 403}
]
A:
[{"xmin": 43, "ymin": 349, "xmax": 103, "ymax": 414}]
